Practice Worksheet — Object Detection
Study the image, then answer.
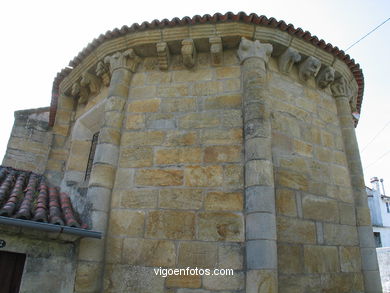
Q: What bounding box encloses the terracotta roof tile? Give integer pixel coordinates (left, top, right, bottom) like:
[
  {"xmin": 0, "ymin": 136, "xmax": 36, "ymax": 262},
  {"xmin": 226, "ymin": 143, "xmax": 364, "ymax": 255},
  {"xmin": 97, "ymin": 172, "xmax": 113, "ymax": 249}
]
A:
[
  {"xmin": 48, "ymin": 12, "xmax": 364, "ymax": 127},
  {"xmin": 0, "ymin": 166, "xmax": 85, "ymax": 229}
]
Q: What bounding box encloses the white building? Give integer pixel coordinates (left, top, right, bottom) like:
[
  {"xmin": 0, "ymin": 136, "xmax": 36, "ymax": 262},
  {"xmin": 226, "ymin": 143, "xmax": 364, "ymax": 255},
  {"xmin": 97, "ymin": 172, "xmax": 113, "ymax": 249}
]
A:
[{"xmin": 367, "ymin": 177, "xmax": 390, "ymax": 247}]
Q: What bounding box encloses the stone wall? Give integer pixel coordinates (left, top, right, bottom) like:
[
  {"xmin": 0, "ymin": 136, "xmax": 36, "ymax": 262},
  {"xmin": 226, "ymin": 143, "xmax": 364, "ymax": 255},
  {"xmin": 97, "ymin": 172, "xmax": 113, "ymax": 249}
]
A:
[
  {"xmin": 3, "ymin": 107, "xmax": 52, "ymax": 173},
  {"xmin": 103, "ymin": 50, "xmax": 246, "ymax": 292}
]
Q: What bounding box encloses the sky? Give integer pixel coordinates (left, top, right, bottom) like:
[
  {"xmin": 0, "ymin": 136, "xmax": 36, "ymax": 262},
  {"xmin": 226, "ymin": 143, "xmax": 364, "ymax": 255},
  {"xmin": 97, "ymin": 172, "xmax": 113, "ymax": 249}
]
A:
[{"xmin": 0, "ymin": 0, "xmax": 389, "ymax": 188}]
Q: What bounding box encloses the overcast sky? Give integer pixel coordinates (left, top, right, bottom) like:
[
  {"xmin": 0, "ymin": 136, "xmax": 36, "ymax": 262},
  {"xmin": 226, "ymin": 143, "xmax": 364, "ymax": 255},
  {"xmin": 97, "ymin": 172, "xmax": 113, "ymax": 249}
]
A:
[{"xmin": 0, "ymin": 0, "xmax": 389, "ymax": 188}]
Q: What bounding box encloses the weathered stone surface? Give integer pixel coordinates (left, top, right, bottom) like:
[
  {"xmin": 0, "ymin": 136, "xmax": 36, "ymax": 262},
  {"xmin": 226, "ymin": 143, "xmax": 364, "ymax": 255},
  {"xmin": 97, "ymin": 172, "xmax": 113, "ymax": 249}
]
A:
[
  {"xmin": 323, "ymin": 223, "xmax": 359, "ymax": 246},
  {"xmin": 275, "ymin": 188, "xmax": 297, "ymax": 216},
  {"xmin": 120, "ymin": 189, "xmax": 158, "ymax": 208},
  {"xmin": 159, "ymin": 189, "xmax": 203, "ymax": 209},
  {"xmin": 122, "ymin": 131, "xmax": 165, "ymax": 146},
  {"xmin": 135, "ymin": 169, "xmax": 183, "ymax": 186},
  {"xmin": 146, "ymin": 210, "xmax": 195, "ymax": 240},
  {"xmin": 278, "ymin": 274, "xmax": 321, "ymax": 293},
  {"xmin": 204, "ymin": 145, "xmax": 242, "ymax": 163},
  {"xmin": 200, "ymin": 128, "xmax": 242, "ymax": 145},
  {"xmin": 275, "ymin": 169, "xmax": 309, "ymax": 191},
  {"xmin": 156, "ymin": 147, "xmax": 202, "ymax": 165},
  {"xmin": 160, "ymin": 97, "xmax": 196, "ymax": 113},
  {"xmin": 246, "ymin": 270, "xmax": 277, "ymax": 293},
  {"xmin": 218, "ymin": 243, "xmax": 243, "ymax": 269},
  {"xmin": 204, "ymin": 94, "xmax": 241, "ymax": 110},
  {"xmin": 89, "ymin": 164, "xmax": 116, "ymax": 189},
  {"xmin": 278, "ymin": 244, "xmax": 303, "ymax": 274},
  {"xmin": 119, "ymin": 147, "xmax": 153, "ymax": 167},
  {"xmin": 158, "ymin": 84, "xmax": 189, "ymax": 97},
  {"xmin": 178, "ymin": 241, "xmax": 218, "ymax": 267},
  {"xmin": 203, "ymin": 272, "xmax": 245, "ymax": 291},
  {"xmin": 109, "ymin": 210, "xmax": 144, "ymax": 237},
  {"xmin": 304, "ymin": 245, "xmax": 340, "ymax": 273},
  {"xmin": 224, "ymin": 164, "xmax": 244, "ymax": 187},
  {"xmin": 75, "ymin": 261, "xmax": 101, "ymax": 292},
  {"xmin": 302, "ymin": 194, "xmax": 339, "ymax": 222},
  {"xmin": 245, "ymin": 160, "xmax": 274, "ymax": 187},
  {"xmin": 340, "ymin": 246, "xmax": 362, "ymax": 272},
  {"xmin": 179, "ymin": 113, "xmax": 220, "ymax": 129},
  {"xmin": 125, "ymin": 114, "xmax": 145, "ymax": 129},
  {"xmin": 277, "ymin": 216, "xmax": 316, "ymax": 244},
  {"xmin": 204, "ymin": 191, "xmax": 243, "ymax": 211},
  {"xmin": 173, "ymin": 69, "xmax": 212, "ymax": 82},
  {"xmin": 184, "ymin": 165, "xmax": 223, "ymax": 187},
  {"xmin": 339, "ymin": 203, "xmax": 356, "ymax": 225},
  {"xmin": 122, "ymin": 238, "xmax": 176, "ymax": 266},
  {"xmin": 164, "ymin": 130, "xmax": 198, "ymax": 146},
  {"xmin": 166, "ymin": 275, "xmax": 201, "ymax": 288},
  {"xmin": 198, "ymin": 212, "xmax": 244, "ymax": 241}
]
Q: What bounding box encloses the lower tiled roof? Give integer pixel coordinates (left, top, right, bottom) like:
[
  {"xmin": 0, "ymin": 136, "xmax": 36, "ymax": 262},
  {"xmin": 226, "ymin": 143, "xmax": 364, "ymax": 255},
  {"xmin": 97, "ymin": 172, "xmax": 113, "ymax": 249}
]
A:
[{"xmin": 0, "ymin": 166, "xmax": 84, "ymax": 229}]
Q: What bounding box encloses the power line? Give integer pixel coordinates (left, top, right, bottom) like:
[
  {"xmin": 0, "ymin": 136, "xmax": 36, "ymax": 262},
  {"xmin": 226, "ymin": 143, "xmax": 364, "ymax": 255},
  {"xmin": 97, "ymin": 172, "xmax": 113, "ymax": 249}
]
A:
[
  {"xmin": 364, "ymin": 149, "xmax": 390, "ymax": 170},
  {"xmin": 345, "ymin": 17, "xmax": 390, "ymax": 52},
  {"xmin": 361, "ymin": 119, "xmax": 390, "ymax": 153}
]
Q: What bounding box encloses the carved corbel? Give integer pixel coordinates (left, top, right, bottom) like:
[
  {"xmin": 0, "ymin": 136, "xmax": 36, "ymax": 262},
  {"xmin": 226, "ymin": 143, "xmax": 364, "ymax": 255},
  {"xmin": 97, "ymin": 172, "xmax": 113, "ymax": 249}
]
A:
[
  {"xmin": 330, "ymin": 76, "xmax": 350, "ymax": 98},
  {"xmin": 104, "ymin": 48, "xmax": 141, "ymax": 73},
  {"xmin": 71, "ymin": 80, "xmax": 89, "ymax": 104},
  {"xmin": 278, "ymin": 47, "xmax": 301, "ymax": 74},
  {"xmin": 316, "ymin": 66, "xmax": 335, "ymax": 89},
  {"xmin": 298, "ymin": 56, "xmax": 321, "ymax": 81},
  {"xmin": 181, "ymin": 39, "xmax": 196, "ymax": 68},
  {"xmin": 237, "ymin": 37, "xmax": 273, "ymax": 64},
  {"xmin": 157, "ymin": 42, "xmax": 170, "ymax": 70},
  {"xmin": 209, "ymin": 37, "xmax": 223, "ymax": 66},
  {"xmin": 96, "ymin": 60, "xmax": 111, "ymax": 87},
  {"xmin": 80, "ymin": 72, "xmax": 101, "ymax": 95}
]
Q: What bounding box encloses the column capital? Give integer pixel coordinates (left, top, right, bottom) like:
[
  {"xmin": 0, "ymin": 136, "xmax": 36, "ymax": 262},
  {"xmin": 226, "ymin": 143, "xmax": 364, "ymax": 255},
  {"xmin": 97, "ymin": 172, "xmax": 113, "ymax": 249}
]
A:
[
  {"xmin": 237, "ymin": 37, "xmax": 273, "ymax": 64},
  {"xmin": 104, "ymin": 48, "xmax": 141, "ymax": 73},
  {"xmin": 331, "ymin": 76, "xmax": 351, "ymax": 98}
]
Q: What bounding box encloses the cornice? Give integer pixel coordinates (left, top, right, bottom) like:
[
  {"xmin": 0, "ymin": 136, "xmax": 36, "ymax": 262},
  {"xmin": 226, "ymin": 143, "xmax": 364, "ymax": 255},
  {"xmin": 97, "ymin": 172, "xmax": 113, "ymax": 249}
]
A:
[{"xmin": 49, "ymin": 12, "xmax": 364, "ymax": 127}]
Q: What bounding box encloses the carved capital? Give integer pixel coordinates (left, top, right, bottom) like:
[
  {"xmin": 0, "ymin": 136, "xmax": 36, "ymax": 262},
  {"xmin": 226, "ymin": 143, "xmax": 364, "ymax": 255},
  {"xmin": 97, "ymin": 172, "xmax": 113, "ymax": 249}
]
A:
[
  {"xmin": 104, "ymin": 48, "xmax": 141, "ymax": 73},
  {"xmin": 316, "ymin": 66, "xmax": 335, "ymax": 89},
  {"xmin": 209, "ymin": 37, "xmax": 223, "ymax": 66},
  {"xmin": 299, "ymin": 56, "xmax": 321, "ymax": 81},
  {"xmin": 71, "ymin": 72, "xmax": 101, "ymax": 104},
  {"xmin": 331, "ymin": 76, "xmax": 351, "ymax": 98},
  {"xmin": 278, "ymin": 47, "xmax": 301, "ymax": 74},
  {"xmin": 157, "ymin": 42, "xmax": 170, "ymax": 70},
  {"xmin": 182, "ymin": 39, "xmax": 196, "ymax": 68},
  {"xmin": 96, "ymin": 60, "xmax": 111, "ymax": 86},
  {"xmin": 237, "ymin": 37, "xmax": 273, "ymax": 64}
]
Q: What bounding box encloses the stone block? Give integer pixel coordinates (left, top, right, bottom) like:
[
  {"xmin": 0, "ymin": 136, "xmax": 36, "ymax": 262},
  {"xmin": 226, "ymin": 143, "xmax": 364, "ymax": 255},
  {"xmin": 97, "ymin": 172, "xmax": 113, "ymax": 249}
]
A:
[
  {"xmin": 221, "ymin": 109, "xmax": 243, "ymax": 127},
  {"xmin": 179, "ymin": 113, "xmax": 220, "ymax": 129},
  {"xmin": 204, "ymin": 191, "xmax": 243, "ymax": 211},
  {"xmin": 159, "ymin": 189, "xmax": 203, "ymax": 210},
  {"xmin": 340, "ymin": 246, "xmax": 362, "ymax": 272},
  {"xmin": 120, "ymin": 189, "xmax": 158, "ymax": 208},
  {"xmin": 293, "ymin": 139, "xmax": 313, "ymax": 157},
  {"xmin": 304, "ymin": 245, "xmax": 340, "ymax": 273},
  {"xmin": 204, "ymin": 145, "xmax": 242, "ymax": 163},
  {"xmin": 216, "ymin": 66, "xmax": 240, "ymax": 79},
  {"xmin": 122, "ymin": 238, "xmax": 176, "ymax": 266},
  {"xmin": 246, "ymin": 269, "xmax": 277, "ymax": 293},
  {"xmin": 122, "ymin": 130, "xmax": 165, "ymax": 146},
  {"xmin": 114, "ymin": 168, "xmax": 134, "ymax": 190},
  {"xmin": 89, "ymin": 164, "xmax": 116, "ymax": 189},
  {"xmin": 245, "ymin": 137, "xmax": 271, "ymax": 161},
  {"xmin": 275, "ymin": 169, "xmax": 309, "ymax": 191},
  {"xmin": 103, "ymin": 112, "xmax": 123, "ymax": 129},
  {"xmin": 94, "ymin": 143, "xmax": 119, "ymax": 166},
  {"xmin": 192, "ymin": 81, "xmax": 223, "ymax": 96},
  {"xmin": 200, "ymin": 128, "xmax": 242, "ymax": 145},
  {"xmin": 245, "ymin": 160, "xmax": 274, "ymax": 187},
  {"xmin": 119, "ymin": 147, "xmax": 153, "ymax": 167},
  {"xmin": 247, "ymin": 212, "xmax": 276, "ymax": 240},
  {"xmin": 158, "ymin": 84, "xmax": 189, "ymax": 97},
  {"xmin": 164, "ymin": 131, "xmax": 198, "ymax": 146},
  {"xmin": 173, "ymin": 69, "xmax": 212, "ymax": 82},
  {"xmin": 146, "ymin": 71, "xmax": 171, "ymax": 84},
  {"xmin": 128, "ymin": 98, "xmax": 161, "ymax": 113},
  {"xmin": 75, "ymin": 261, "xmax": 101, "ymax": 292},
  {"xmin": 203, "ymin": 272, "xmax": 245, "ymax": 291},
  {"xmin": 339, "ymin": 203, "xmax": 356, "ymax": 225},
  {"xmin": 160, "ymin": 97, "xmax": 197, "ymax": 113},
  {"xmin": 99, "ymin": 128, "xmax": 121, "ymax": 145},
  {"xmin": 104, "ymin": 237, "xmax": 123, "ymax": 265},
  {"xmin": 360, "ymin": 247, "xmax": 379, "ymax": 271},
  {"xmin": 275, "ymin": 188, "xmax": 297, "ymax": 216},
  {"xmin": 184, "ymin": 165, "xmax": 223, "ymax": 187},
  {"xmin": 135, "ymin": 169, "xmax": 183, "ymax": 186},
  {"xmin": 156, "ymin": 147, "xmax": 202, "ymax": 164},
  {"xmin": 278, "ymin": 274, "xmax": 321, "ymax": 293},
  {"xmin": 278, "ymin": 244, "xmax": 303, "ymax": 274},
  {"xmin": 146, "ymin": 210, "xmax": 195, "ymax": 240},
  {"xmin": 218, "ymin": 243, "xmax": 243, "ymax": 269},
  {"xmin": 166, "ymin": 275, "xmax": 201, "ymax": 288},
  {"xmin": 330, "ymin": 164, "xmax": 350, "ymax": 186},
  {"xmin": 324, "ymin": 223, "xmax": 359, "ymax": 246},
  {"xmin": 223, "ymin": 78, "xmax": 241, "ymax": 92},
  {"xmin": 277, "ymin": 216, "xmax": 316, "ymax": 244},
  {"xmin": 178, "ymin": 241, "xmax": 218, "ymax": 268},
  {"xmin": 125, "ymin": 114, "xmax": 145, "ymax": 130},
  {"xmin": 302, "ymin": 194, "xmax": 339, "ymax": 222},
  {"xmin": 108, "ymin": 210, "xmax": 144, "ymax": 237},
  {"xmin": 204, "ymin": 94, "xmax": 241, "ymax": 110},
  {"xmin": 246, "ymin": 240, "xmax": 277, "ymax": 269},
  {"xmin": 224, "ymin": 164, "xmax": 244, "ymax": 187},
  {"xmin": 129, "ymin": 85, "xmax": 157, "ymax": 98},
  {"xmin": 246, "ymin": 186, "xmax": 275, "ymax": 213},
  {"xmin": 198, "ymin": 212, "xmax": 244, "ymax": 242},
  {"xmin": 78, "ymin": 238, "xmax": 105, "ymax": 262}
]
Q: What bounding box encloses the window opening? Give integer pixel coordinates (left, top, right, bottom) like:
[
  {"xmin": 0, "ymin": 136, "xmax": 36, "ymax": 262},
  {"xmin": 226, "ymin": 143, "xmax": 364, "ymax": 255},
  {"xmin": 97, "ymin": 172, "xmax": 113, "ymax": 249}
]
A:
[{"xmin": 85, "ymin": 131, "xmax": 99, "ymax": 181}]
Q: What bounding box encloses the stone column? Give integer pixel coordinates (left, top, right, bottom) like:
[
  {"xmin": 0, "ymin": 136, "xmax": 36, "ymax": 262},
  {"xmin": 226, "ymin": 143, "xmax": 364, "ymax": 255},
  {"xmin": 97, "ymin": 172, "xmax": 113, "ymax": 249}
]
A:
[
  {"xmin": 74, "ymin": 49, "xmax": 140, "ymax": 293},
  {"xmin": 238, "ymin": 38, "xmax": 278, "ymax": 292},
  {"xmin": 331, "ymin": 77, "xmax": 382, "ymax": 293}
]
